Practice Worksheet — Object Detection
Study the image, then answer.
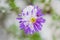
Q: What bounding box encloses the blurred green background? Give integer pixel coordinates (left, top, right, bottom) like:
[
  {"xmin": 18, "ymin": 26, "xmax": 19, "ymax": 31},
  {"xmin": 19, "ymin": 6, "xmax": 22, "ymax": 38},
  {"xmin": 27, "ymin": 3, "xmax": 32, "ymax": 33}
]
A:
[{"xmin": 0, "ymin": 0, "xmax": 60, "ymax": 40}]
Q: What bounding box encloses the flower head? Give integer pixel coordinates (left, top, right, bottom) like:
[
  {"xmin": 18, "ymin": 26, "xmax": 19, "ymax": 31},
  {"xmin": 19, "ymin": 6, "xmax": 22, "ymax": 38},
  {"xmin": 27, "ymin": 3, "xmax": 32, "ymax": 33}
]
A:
[{"xmin": 17, "ymin": 5, "xmax": 45, "ymax": 34}]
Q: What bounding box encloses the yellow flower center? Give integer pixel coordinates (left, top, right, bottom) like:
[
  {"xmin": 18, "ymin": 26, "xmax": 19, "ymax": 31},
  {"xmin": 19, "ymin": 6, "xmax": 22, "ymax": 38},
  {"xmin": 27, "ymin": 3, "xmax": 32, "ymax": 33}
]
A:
[{"xmin": 30, "ymin": 17, "xmax": 36, "ymax": 23}]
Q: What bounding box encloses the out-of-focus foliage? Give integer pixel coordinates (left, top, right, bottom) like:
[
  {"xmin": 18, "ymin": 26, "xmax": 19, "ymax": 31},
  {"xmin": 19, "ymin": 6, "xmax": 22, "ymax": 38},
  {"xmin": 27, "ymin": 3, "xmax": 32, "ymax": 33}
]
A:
[
  {"xmin": 51, "ymin": 9, "xmax": 60, "ymax": 21},
  {"xmin": 40, "ymin": 0, "xmax": 45, "ymax": 3},
  {"xmin": 52, "ymin": 13, "xmax": 60, "ymax": 21},
  {"xmin": 21, "ymin": 32, "xmax": 42, "ymax": 40},
  {"xmin": 7, "ymin": 24, "xmax": 18, "ymax": 35},
  {"xmin": 53, "ymin": 35, "xmax": 56, "ymax": 40},
  {"xmin": 30, "ymin": 33, "xmax": 42, "ymax": 40},
  {"xmin": 25, "ymin": 0, "xmax": 34, "ymax": 5},
  {"xmin": 7, "ymin": 0, "xmax": 19, "ymax": 13}
]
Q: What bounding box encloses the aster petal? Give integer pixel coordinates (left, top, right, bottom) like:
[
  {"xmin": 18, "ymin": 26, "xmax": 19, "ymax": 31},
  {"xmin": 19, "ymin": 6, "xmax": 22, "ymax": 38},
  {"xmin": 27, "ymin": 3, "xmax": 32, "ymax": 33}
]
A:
[
  {"xmin": 16, "ymin": 18, "xmax": 22, "ymax": 20},
  {"xmin": 33, "ymin": 23, "xmax": 38, "ymax": 31},
  {"xmin": 20, "ymin": 23, "xmax": 25, "ymax": 30},
  {"xmin": 34, "ymin": 23, "xmax": 42, "ymax": 31},
  {"xmin": 24, "ymin": 27, "xmax": 31, "ymax": 34},
  {"xmin": 39, "ymin": 17, "xmax": 45, "ymax": 23}
]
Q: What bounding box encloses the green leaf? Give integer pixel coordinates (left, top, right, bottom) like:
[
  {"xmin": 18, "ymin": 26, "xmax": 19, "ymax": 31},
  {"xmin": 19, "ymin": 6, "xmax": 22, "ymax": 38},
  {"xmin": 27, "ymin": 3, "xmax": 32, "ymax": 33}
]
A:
[{"xmin": 30, "ymin": 32, "xmax": 42, "ymax": 40}]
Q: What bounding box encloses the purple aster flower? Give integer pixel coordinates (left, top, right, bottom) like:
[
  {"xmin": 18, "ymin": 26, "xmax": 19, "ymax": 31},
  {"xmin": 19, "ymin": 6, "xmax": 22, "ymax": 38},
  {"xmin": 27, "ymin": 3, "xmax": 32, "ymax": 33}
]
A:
[{"xmin": 17, "ymin": 5, "xmax": 45, "ymax": 34}]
